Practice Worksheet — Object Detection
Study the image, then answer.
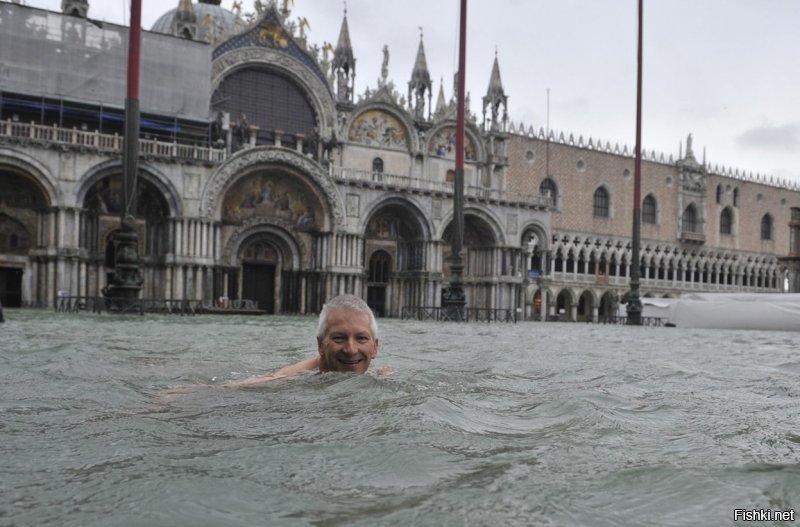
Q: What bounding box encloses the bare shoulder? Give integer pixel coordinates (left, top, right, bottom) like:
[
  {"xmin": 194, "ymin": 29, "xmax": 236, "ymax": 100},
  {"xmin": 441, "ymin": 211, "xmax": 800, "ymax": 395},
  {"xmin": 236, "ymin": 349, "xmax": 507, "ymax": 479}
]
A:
[{"xmin": 225, "ymin": 356, "xmax": 321, "ymax": 388}]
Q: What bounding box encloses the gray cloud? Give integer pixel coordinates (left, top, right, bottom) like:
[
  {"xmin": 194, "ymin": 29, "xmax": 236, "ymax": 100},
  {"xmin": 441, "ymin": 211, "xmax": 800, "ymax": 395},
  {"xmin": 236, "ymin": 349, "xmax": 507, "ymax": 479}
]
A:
[{"xmin": 737, "ymin": 123, "xmax": 800, "ymax": 150}]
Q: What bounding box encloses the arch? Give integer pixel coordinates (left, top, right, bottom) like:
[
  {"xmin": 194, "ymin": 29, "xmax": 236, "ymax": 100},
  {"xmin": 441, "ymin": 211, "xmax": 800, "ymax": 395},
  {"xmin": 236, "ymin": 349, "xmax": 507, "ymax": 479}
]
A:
[
  {"xmin": 76, "ymin": 160, "xmax": 183, "ymax": 218},
  {"xmin": 437, "ymin": 206, "xmax": 506, "ymax": 246},
  {"xmin": 555, "ymin": 288, "xmax": 576, "ymax": 321},
  {"xmin": 347, "ymin": 106, "xmax": 416, "ymax": 151},
  {"xmin": 0, "ymin": 147, "xmax": 59, "ymax": 207},
  {"xmin": 682, "ymin": 203, "xmax": 699, "ymax": 232},
  {"xmin": 578, "ymin": 288, "xmax": 598, "ymax": 321},
  {"xmin": 599, "ymin": 290, "xmax": 617, "ymax": 318},
  {"xmin": 539, "ymin": 177, "xmax": 558, "ymax": 199},
  {"xmin": 761, "ymin": 213, "xmax": 773, "ymax": 240},
  {"xmin": 372, "ymin": 157, "xmax": 384, "ymax": 174},
  {"xmin": 593, "ymin": 186, "xmax": 610, "ymax": 218},
  {"xmin": 202, "ymin": 147, "xmax": 343, "ymax": 230},
  {"xmin": 211, "ymin": 49, "xmax": 336, "ymax": 142},
  {"xmin": 360, "ymin": 195, "xmax": 433, "ymax": 241},
  {"xmin": 642, "ymin": 194, "xmax": 657, "ymax": 224},
  {"xmin": 426, "ymin": 122, "xmax": 485, "ymax": 162},
  {"xmin": 720, "ymin": 207, "xmax": 734, "ymax": 235},
  {"xmin": 366, "ymin": 249, "xmax": 392, "ymax": 317},
  {"xmin": 226, "ymin": 223, "xmax": 302, "ymax": 270},
  {"xmin": 519, "ymin": 221, "xmax": 549, "ymax": 250},
  {"xmin": 213, "ymin": 66, "xmax": 316, "ymax": 147}
]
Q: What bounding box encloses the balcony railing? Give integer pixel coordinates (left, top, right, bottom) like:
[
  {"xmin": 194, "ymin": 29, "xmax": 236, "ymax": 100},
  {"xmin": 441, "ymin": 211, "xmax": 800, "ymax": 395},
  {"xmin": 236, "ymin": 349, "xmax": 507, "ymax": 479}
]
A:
[
  {"xmin": 679, "ymin": 231, "xmax": 706, "ymax": 244},
  {"xmin": 0, "ymin": 120, "xmax": 226, "ymax": 163},
  {"xmin": 330, "ymin": 166, "xmax": 553, "ymax": 208}
]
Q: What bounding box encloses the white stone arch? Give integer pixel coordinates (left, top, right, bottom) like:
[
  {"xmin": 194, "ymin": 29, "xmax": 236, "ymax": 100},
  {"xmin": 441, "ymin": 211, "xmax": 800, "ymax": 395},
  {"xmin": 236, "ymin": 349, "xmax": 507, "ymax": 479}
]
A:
[
  {"xmin": 75, "ymin": 160, "xmax": 183, "ymax": 218},
  {"xmin": 211, "ymin": 47, "xmax": 336, "ymax": 141},
  {"xmin": 0, "ymin": 146, "xmax": 60, "ymax": 207},
  {"xmin": 359, "ymin": 194, "xmax": 433, "ymax": 241},
  {"xmin": 346, "ymin": 102, "xmax": 419, "ymax": 153},
  {"xmin": 201, "ymin": 147, "xmax": 343, "ymax": 230}
]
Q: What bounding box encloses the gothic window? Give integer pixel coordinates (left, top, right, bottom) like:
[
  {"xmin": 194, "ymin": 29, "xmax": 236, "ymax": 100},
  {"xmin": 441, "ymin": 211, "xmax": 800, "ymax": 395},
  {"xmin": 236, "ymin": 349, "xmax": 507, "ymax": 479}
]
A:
[
  {"xmin": 682, "ymin": 204, "xmax": 698, "ymax": 233},
  {"xmin": 372, "ymin": 157, "xmax": 384, "ymax": 174},
  {"xmin": 716, "ymin": 184, "xmax": 723, "ymax": 204},
  {"xmin": 593, "ymin": 187, "xmax": 610, "ymax": 218},
  {"xmin": 733, "ymin": 187, "xmax": 739, "ymax": 207},
  {"xmin": 642, "ymin": 194, "xmax": 657, "ymax": 224},
  {"xmin": 761, "ymin": 214, "xmax": 773, "ymax": 240},
  {"xmin": 539, "ymin": 178, "xmax": 557, "ymax": 199},
  {"xmin": 720, "ymin": 207, "xmax": 733, "ymax": 235}
]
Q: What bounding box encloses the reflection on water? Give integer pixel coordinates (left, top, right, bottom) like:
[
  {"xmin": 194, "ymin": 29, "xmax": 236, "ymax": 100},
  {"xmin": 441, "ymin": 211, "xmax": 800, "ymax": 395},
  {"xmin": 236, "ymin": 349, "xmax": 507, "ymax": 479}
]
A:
[{"xmin": 2, "ymin": 310, "xmax": 799, "ymax": 526}]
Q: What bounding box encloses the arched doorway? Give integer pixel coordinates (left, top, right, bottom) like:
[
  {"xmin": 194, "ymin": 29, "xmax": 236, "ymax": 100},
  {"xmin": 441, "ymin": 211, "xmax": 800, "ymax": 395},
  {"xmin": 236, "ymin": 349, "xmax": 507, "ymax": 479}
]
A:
[
  {"xmin": 82, "ymin": 174, "xmax": 172, "ymax": 297},
  {"xmin": 599, "ymin": 291, "xmax": 617, "ymax": 319},
  {"xmin": 442, "ymin": 213, "xmax": 498, "ymax": 309},
  {"xmin": 0, "ymin": 169, "xmax": 49, "ymax": 306},
  {"xmin": 367, "ymin": 250, "xmax": 392, "ymax": 317},
  {"xmin": 556, "ymin": 289, "xmax": 573, "ymax": 321},
  {"xmin": 220, "ymin": 167, "xmax": 326, "ymax": 314},
  {"xmin": 240, "ymin": 238, "xmax": 279, "ymax": 313},
  {"xmin": 578, "ymin": 290, "xmax": 595, "ymax": 322},
  {"xmin": 364, "ymin": 202, "xmax": 427, "ymax": 316}
]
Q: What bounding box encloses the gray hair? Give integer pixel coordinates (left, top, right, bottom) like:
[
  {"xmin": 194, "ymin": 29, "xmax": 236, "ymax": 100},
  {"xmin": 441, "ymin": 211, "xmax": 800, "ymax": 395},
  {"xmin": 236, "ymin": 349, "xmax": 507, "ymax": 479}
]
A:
[{"xmin": 316, "ymin": 294, "xmax": 378, "ymax": 339}]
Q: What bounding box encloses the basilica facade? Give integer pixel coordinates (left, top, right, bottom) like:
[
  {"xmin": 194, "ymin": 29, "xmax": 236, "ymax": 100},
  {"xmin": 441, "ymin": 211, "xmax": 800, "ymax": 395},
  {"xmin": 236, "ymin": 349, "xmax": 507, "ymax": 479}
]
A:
[{"xmin": 0, "ymin": 0, "xmax": 798, "ymax": 320}]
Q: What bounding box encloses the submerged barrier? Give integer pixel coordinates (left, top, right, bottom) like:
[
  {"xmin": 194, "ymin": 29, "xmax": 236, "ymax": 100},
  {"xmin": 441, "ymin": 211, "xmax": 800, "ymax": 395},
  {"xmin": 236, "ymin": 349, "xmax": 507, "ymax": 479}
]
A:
[{"xmin": 401, "ymin": 306, "xmax": 518, "ymax": 323}]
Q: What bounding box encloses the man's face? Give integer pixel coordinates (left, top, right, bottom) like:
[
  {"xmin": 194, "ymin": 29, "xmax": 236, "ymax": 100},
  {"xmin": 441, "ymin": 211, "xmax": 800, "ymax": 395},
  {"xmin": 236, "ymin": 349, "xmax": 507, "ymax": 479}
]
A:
[{"xmin": 317, "ymin": 309, "xmax": 379, "ymax": 374}]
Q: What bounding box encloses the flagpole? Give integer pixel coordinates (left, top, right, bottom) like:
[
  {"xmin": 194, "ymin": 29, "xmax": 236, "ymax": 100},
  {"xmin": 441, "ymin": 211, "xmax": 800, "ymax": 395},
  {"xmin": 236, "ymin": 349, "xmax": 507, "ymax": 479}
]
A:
[
  {"xmin": 626, "ymin": 0, "xmax": 644, "ymax": 325},
  {"xmin": 103, "ymin": 0, "xmax": 143, "ymax": 307},
  {"xmin": 442, "ymin": 0, "xmax": 467, "ymax": 321}
]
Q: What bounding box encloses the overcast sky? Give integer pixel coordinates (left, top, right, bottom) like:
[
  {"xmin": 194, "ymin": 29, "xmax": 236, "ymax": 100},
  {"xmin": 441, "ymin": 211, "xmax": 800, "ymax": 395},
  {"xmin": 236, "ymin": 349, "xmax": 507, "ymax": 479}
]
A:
[{"xmin": 27, "ymin": 0, "xmax": 800, "ymax": 185}]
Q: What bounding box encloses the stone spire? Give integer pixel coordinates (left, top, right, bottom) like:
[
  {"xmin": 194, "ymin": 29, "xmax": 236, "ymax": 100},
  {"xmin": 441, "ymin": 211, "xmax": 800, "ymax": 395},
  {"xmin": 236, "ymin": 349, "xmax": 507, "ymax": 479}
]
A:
[
  {"xmin": 435, "ymin": 78, "xmax": 447, "ymax": 117},
  {"xmin": 482, "ymin": 51, "xmax": 508, "ymax": 132},
  {"xmin": 61, "ymin": 0, "xmax": 89, "ymax": 18},
  {"xmin": 174, "ymin": 0, "xmax": 198, "ymax": 40},
  {"xmin": 408, "ymin": 30, "xmax": 432, "ymax": 120},
  {"xmin": 332, "ymin": 9, "xmax": 356, "ymax": 103}
]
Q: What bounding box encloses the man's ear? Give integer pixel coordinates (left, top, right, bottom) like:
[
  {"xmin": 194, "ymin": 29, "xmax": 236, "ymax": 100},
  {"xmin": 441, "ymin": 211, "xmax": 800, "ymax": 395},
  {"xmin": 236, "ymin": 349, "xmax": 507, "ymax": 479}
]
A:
[
  {"xmin": 317, "ymin": 336, "xmax": 323, "ymax": 356},
  {"xmin": 371, "ymin": 338, "xmax": 379, "ymax": 358}
]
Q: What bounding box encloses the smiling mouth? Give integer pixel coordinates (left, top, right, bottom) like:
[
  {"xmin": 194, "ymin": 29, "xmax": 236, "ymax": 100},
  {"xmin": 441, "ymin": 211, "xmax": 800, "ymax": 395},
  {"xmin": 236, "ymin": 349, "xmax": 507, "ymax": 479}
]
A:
[{"xmin": 337, "ymin": 357, "xmax": 364, "ymax": 365}]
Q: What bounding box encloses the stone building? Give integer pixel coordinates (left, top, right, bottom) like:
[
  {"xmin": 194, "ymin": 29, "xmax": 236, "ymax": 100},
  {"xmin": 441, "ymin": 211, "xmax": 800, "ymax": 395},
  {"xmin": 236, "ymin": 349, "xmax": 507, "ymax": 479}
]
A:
[
  {"xmin": 506, "ymin": 127, "xmax": 800, "ymax": 321},
  {"xmin": 0, "ymin": 0, "xmax": 797, "ymax": 320}
]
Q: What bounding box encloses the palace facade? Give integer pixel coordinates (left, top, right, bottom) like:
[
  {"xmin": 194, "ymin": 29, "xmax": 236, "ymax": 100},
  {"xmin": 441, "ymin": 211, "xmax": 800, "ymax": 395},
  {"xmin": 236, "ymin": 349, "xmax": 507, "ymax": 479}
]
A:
[{"xmin": 1, "ymin": 0, "xmax": 798, "ymax": 320}]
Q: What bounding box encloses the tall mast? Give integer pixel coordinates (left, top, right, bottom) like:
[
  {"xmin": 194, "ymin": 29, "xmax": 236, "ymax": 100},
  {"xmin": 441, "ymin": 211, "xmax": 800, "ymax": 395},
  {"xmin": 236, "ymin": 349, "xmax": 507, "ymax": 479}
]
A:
[{"xmin": 442, "ymin": 0, "xmax": 468, "ymax": 321}]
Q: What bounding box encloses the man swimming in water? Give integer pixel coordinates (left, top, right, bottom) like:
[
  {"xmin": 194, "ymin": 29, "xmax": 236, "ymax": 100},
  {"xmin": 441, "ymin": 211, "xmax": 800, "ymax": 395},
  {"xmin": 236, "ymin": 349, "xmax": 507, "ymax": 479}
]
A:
[{"xmin": 226, "ymin": 294, "xmax": 381, "ymax": 387}]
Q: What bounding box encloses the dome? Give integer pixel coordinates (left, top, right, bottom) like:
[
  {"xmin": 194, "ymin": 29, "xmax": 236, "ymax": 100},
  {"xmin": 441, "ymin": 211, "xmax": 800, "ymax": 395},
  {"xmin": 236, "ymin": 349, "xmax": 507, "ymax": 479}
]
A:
[{"xmin": 150, "ymin": 2, "xmax": 236, "ymax": 43}]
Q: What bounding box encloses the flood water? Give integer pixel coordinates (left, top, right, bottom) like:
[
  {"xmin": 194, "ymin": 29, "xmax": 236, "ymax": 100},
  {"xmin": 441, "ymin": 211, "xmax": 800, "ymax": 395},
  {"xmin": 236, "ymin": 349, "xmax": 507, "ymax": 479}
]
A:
[{"xmin": 1, "ymin": 310, "xmax": 799, "ymax": 526}]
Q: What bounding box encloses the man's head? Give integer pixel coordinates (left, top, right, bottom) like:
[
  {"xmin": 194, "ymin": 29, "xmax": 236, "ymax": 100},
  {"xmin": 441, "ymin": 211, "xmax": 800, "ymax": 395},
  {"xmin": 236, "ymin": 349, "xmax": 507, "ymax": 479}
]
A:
[{"xmin": 316, "ymin": 294, "xmax": 379, "ymax": 374}]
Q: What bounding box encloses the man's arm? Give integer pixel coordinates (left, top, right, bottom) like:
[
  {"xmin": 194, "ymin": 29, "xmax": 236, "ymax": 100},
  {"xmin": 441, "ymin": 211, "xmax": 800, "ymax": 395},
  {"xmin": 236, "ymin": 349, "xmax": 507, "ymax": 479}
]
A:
[{"xmin": 224, "ymin": 356, "xmax": 320, "ymax": 387}]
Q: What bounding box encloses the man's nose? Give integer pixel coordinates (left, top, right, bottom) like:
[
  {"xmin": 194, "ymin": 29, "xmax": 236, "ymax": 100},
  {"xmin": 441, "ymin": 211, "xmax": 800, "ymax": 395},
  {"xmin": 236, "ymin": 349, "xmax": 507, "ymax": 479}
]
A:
[{"xmin": 342, "ymin": 337, "xmax": 358, "ymax": 353}]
